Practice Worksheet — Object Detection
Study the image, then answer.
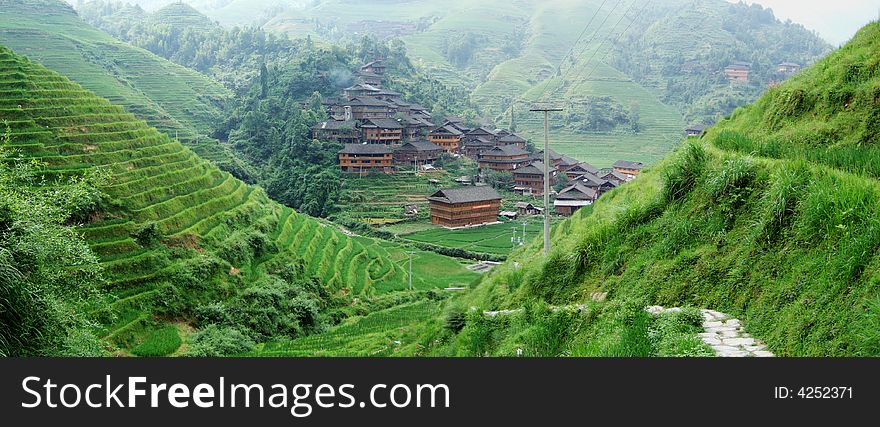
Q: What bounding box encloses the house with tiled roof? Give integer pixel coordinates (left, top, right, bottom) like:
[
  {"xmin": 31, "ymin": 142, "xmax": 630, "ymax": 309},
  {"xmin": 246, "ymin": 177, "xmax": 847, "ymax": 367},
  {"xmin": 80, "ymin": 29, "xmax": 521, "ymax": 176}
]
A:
[
  {"xmin": 361, "ymin": 118, "xmax": 404, "ymax": 145},
  {"xmin": 338, "ymin": 144, "xmax": 394, "ymax": 175},
  {"xmin": 428, "ymin": 186, "xmax": 502, "ymax": 228},
  {"xmin": 478, "ymin": 145, "xmax": 531, "ymax": 172},
  {"xmin": 311, "ymin": 119, "xmax": 360, "ymax": 144},
  {"xmin": 428, "ymin": 124, "xmax": 464, "ymax": 154},
  {"xmin": 554, "ymin": 183, "xmax": 597, "ymax": 216},
  {"xmin": 393, "ymin": 140, "xmax": 444, "ymax": 166},
  {"xmin": 512, "ymin": 161, "xmax": 557, "ymax": 195}
]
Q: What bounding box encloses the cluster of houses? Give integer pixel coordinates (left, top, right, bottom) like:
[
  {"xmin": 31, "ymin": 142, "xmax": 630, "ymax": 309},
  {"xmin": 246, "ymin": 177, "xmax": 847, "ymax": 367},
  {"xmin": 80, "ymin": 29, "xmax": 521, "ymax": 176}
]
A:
[
  {"xmin": 426, "ymin": 159, "xmax": 645, "ymax": 228},
  {"xmin": 723, "ymin": 61, "xmax": 801, "ymax": 83}
]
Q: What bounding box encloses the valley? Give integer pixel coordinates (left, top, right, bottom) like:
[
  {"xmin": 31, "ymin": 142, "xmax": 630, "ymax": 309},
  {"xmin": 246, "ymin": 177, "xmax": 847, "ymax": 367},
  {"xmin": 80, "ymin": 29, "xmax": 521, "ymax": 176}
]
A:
[{"xmin": 1, "ymin": 0, "xmax": 873, "ymax": 358}]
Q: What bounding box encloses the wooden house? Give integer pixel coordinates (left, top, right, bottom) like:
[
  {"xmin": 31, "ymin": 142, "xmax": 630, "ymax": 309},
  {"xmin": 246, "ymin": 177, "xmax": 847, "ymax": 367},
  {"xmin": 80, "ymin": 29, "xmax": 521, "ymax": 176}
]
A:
[
  {"xmin": 393, "ymin": 140, "xmax": 444, "ymax": 166},
  {"xmin": 428, "ymin": 124, "xmax": 464, "ymax": 154},
  {"xmin": 496, "ymin": 133, "xmax": 527, "ymax": 149},
  {"xmin": 338, "ymin": 144, "xmax": 394, "ymax": 175},
  {"xmin": 512, "ymin": 161, "xmax": 556, "ymax": 195},
  {"xmin": 460, "ymin": 136, "xmax": 495, "ymax": 159},
  {"xmin": 478, "ymin": 145, "xmax": 531, "ymax": 172},
  {"xmin": 600, "ymin": 170, "xmax": 629, "ymax": 186},
  {"xmin": 580, "ymin": 172, "xmax": 617, "ymax": 195},
  {"xmin": 343, "ymin": 83, "xmax": 381, "ymax": 99},
  {"xmin": 724, "ymin": 62, "xmax": 751, "ymax": 82},
  {"xmin": 532, "ymin": 149, "xmax": 565, "ymax": 169},
  {"xmin": 361, "ymin": 118, "xmax": 403, "ymax": 145},
  {"xmin": 343, "ymin": 97, "xmax": 397, "ymax": 120},
  {"xmin": 428, "ymin": 186, "xmax": 502, "ymax": 228},
  {"xmin": 357, "ymin": 70, "xmax": 383, "ymax": 87},
  {"xmin": 554, "ymin": 183, "xmax": 597, "ymax": 216},
  {"xmin": 311, "ymin": 119, "xmax": 360, "ymax": 144},
  {"xmin": 777, "ymin": 62, "xmax": 801, "ymax": 74},
  {"xmin": 515, "ymin": 202, "xmax": 542, "ymax": 216},
  {"xmin": 465, "ymin": 126, "xmax": 496, "ymax": 142},
  {"xmin": 361, "ymin": 60, "xmax": 386, "ymax": 75},
  {"xmin": 562, "ymin": 162, "xmax": 599, "ymax": 181},
  {"xmin": 612, "ymin": 160, "xmax": 645, "ymax": 177}
]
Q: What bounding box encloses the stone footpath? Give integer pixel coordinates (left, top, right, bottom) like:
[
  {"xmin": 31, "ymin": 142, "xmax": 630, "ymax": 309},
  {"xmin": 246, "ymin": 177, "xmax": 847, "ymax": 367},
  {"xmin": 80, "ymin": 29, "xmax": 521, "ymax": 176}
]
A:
[{"xmin": 646, "ymin": 306, "xmax": 775, "ymax": 357}]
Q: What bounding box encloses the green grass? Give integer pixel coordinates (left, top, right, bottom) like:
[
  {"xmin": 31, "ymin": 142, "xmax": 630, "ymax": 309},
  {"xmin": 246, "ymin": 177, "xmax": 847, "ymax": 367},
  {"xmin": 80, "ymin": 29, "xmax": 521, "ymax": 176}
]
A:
[
  {"xmin": 399, "ymin": 217, "xmax": 547, "ymax": 256},
  {"xmin": 131, "ymin": 325, "xmax": 182, "ymax": 357},
  {"xmin": 250, "ymin": 300, "xmax": 442, "ymax": 357}
]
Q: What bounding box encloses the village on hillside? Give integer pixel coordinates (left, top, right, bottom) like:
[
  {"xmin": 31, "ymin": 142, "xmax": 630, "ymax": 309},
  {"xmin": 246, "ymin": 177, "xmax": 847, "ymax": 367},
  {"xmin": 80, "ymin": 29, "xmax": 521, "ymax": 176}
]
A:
[{"xmin": 314, "ymin": 59, "xmax": 652, "ymax": 231}]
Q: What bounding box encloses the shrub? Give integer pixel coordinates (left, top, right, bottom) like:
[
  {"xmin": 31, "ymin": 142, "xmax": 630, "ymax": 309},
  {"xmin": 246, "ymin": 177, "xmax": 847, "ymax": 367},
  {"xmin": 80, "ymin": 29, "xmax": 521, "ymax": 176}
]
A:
[
  {"xmin": 131, "ymin": 325, "xmax": 182, "ymax": 357},
  {"xmin": 663, "ymin": 142, "xmax": 707, "ymax": 202},
  {"xmin": 186, "ymin": 325, "xmax": 255, "ymax": 357},
  {"xmin": 133, "ymin": 222, "xmax": 162, "ymax": 247}
]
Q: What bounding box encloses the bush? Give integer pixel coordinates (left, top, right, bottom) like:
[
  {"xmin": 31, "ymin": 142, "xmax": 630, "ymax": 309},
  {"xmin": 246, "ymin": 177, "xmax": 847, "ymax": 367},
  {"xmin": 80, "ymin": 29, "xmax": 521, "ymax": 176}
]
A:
[
  {"xmin": 131, "ymin": 325, "xmax": 182, "ymax": 357},
  {"xmin": 186, "ymin": 325, "xmax": 255, "ymax": 357},
  {"xmin": 133, "ymin": 222, "xmax": 162, "ymax": 247}
]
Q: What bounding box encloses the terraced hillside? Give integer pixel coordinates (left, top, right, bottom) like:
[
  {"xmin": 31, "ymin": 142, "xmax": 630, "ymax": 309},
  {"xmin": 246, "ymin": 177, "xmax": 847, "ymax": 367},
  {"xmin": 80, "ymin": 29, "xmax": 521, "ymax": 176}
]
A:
[
  {"xmin": 339, "ymin": 173, "xmax": 456, "ymax": 225},
  {"xmin": 0, "ymin": 44, "xmax": 476, "ymax": 351},
  {"xmin": 429, "ymin": 22, "xmax": 880, "ymax": 356},
  {"xmin": 0, "ymin": 0, "xmax": 249, "ymax": 176}
]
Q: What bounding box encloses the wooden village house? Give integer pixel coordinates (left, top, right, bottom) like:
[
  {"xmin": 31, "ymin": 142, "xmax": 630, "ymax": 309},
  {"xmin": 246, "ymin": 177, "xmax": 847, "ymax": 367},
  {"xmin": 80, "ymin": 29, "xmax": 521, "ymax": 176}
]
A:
[
  {"xmin": 393, "ymin": 140, "xmax": 443, "ymax": 167},
  {"xmin": 361, "ymin": 118, "xmax": 403, "ymax": 145},
  {"xmin": 777, "ymin": 62, "xmax": 801, "ymax": 74},
  {"xmin": 554, "ymin": 183, "xmax": 597, "ymax": 216},
  {"xmin": 724, "ymin": 62, "xmax": 751, "ymax": 82},
  {"xmin": 612, "ymin": 160, "xmax": 645, "ymax": 177},
  {"xmin": 512, "ymin": 161, "xmax": 556, "ymax": 195},
  {"xmin": 685, "ymin": 124, "xmax": 707, "ymax": 137},
  {"xmin": 515, "ymin": 202, "xmax": 542, "ymax": 216},
  {"xmin": 427, "ymin": 186, "xmax": 502, "ymax": 228},
  {"xmin": 338, "ymin": 144, "xmax": 394, "ymax": 175},
  {"xmin": 478, "ymin": 145, "xmax": 530, "ymax": 172},
  {"xmin": 361, "ymin": 60, "xmax": 386, "ymax": 75},
  {"xmin": 428, "ymin": 124, "xmax": 464, "ymax": 154}
]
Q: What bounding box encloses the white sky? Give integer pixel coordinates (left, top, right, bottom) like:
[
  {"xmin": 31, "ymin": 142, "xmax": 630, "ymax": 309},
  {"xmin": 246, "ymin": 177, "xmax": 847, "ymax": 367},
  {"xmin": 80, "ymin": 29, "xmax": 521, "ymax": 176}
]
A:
[{"xmin": 731, "ymin": 0, "xmax": 879, "ymax": 45}]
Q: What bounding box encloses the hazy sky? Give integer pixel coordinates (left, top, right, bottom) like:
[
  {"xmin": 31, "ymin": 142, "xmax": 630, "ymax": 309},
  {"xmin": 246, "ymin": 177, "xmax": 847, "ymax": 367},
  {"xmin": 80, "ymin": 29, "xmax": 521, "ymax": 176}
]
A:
[{"xmin": 732, "ymin": 0, "xmax": 878, "ymax": 45}]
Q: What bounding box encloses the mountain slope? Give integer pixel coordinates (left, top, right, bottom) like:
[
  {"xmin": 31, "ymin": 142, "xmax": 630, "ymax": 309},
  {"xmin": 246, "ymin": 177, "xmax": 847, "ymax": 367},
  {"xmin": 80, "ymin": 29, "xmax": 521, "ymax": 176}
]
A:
[
  {"xmin": 0, "ymin": 44, "xmax": 474, "ymax": 353},
  {"xmin": 0, "ymin": 0, "xmax": 253, "ymax": 177},
  {"xmin": 430, "ymin": 21, "xmax": 880, "ymax": 356}
]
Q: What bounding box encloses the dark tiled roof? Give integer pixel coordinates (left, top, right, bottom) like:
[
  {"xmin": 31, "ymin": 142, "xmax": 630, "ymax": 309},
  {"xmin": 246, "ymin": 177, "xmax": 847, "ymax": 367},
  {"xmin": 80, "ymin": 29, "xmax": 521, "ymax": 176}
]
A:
[
  {"xmin": 579, "ymin": 172, "xmax": 608, "ymax": 187},
  {"xmin": 362, "ymin": 118, "xmax": 403, "ymax": 129},
  {"xmin": 533, "ymin": 149, "xmax": 563, "ymax": 160},
  {"xmin": 482, "ymin": 145, "xmax": 528, "ymax": 157},
  {"xmin": 395, "ymin": 140, "xmax": 443, "ymax": 152},
  {"xmin": 339, "ymin": 143, "xmax": 392, "ymax": 155},
  {"xmin": 344, "ymin": 96, "xmax": 392, "ymax": 107},
  {"xmin": 362, "ymin": 60, "xmax": 385, "ymax": 68},
  {"xmin": 613, "ymin": 160, "xmax": 645, "ymax": 170},
  {"xmin": 566, "ymin": 162, "xmax": 599, "ymax": 175},
  {"xmin": 344, "ymin": 83, "xmax": 381, "ymax": 92},
  {"xmin": 556, "ymin": 183, "xmax": 598, "ymax": 200},
  {"xmin": 466, "ymin": 126, "xmax": 495, "ymax": 136},
  {"xmin": 514, "ymin": 161, "xmax": 550, "ymax": 175},
  {"xmin": 430, "ymin": 125, "xmax": 464, "ymax": 136},
  {"xmin": 686, "ymin": 124, "xmax": 707, "ymax": 132},
  {"xmin": 428, "ymin": 186, "xmax": 501, "ymax": 204},
  {"xmin": 498, "ymin": 133, "xmax": 526, "ymax": 143},
  {"xmin": 601, "ymin": 171, "xmax": 629, "ymax": 181}
]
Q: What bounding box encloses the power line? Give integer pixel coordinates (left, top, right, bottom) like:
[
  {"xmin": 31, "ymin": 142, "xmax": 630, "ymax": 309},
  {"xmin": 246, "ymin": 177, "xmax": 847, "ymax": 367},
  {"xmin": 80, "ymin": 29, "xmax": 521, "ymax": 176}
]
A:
[
  {"xmin": 530, "ymin": 0, "xmax": 611, "ymax": 105},
  {"xmin": 562, "ymin": 0, "xmax": 643, "ymax": 96},
  {"xmin": 537, "ymin": 0, "xmax": 628, "ymax": 104},
  {"xmin": 580, "ymin": 0, "xmax": 654, "ymax": 85}
]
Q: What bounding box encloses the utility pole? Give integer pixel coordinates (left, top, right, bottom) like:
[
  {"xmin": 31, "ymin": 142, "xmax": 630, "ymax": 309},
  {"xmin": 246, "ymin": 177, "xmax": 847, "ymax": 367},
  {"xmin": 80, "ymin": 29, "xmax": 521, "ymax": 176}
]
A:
[
  {"xmin": 529, "ymin": 106, "xmax": 562, "ymax": 256},
  {"xmin": 511, "ymin": 226, "xmax": 518, "ymax": 250},
  {"xmin": 522, "ymin": 220, "xmax": 527, "ymax": 246}
]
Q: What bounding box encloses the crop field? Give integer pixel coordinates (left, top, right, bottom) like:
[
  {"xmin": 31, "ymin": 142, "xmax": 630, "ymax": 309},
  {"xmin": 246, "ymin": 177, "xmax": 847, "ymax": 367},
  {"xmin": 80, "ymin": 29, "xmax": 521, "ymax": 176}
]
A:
[
  {"xmin": 339, "ymin": 172, "xmax": 456, "ymax": 224},
  {"xmin": 399, "ymin": 217, "xmax": 547, "ymax": 256},
  {"xmin": 0, "ymin": 44, "xmax": 476, "ymax": 352},
  {"xmin": 250, "ymin": 300, "xmax": 442, "ymax": 357},
  {"xmin": 0, "ymin": 0, "xmax": 243, "ymax": 171}
]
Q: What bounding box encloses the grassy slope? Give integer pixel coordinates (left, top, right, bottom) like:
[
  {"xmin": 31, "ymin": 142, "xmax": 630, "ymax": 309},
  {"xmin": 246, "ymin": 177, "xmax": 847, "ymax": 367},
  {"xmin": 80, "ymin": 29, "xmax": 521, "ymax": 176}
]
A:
[
  {"xmin": 453, "ymin": 22, "xmax": 880, "ymax": 356},
  {"xmin": 0, "ymin": 0, "xmax": 248, "ymax": 172},
  {"xmin": 0, "ymin": 44, "xmax": 476, "ymax": 351}
]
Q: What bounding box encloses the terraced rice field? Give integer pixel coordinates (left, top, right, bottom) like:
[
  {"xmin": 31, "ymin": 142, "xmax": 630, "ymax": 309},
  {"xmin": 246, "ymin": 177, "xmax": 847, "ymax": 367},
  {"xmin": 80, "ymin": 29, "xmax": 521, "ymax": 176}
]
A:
[
  {"xmin": 340, "ymin": 172, "xmax": 455, "ymax": 224},
  {"xmin": 0, "ymin": 44, "xmax": 474, "ymax": 348},
  {"xmin": 0, "ymin": 0, "xmax": 243, "ymax": 171},
  {"xmin": 251, "ymin": 300, "xmax": 442, "ymax": 357}
]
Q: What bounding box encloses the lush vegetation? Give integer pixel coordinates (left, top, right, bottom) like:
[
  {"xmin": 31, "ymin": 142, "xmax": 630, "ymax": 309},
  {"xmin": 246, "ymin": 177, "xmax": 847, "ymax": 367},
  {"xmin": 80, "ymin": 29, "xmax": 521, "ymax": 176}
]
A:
[
  {"xmin": 0, "ymin": 43, "xmax": 476, "ymax": 356},
  {"xmin": 0, "ymin": 0, "xmax": 254, "ymax": 180},
  {"xmin": 610, "ymin": 0, "xmax": 831, "ymax": 124},
  {"xmin": 415, "ymin": 22, "xmax": 880, "ymax": 356}
]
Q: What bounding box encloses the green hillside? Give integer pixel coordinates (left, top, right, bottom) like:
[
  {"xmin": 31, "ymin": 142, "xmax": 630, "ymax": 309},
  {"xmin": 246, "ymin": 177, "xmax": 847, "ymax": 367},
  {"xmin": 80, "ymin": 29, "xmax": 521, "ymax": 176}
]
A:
[
  {"xmin": 0, "ymin": 0, "xmax": 251, "ymax": 177},
  {"xmin": 0, "ymin": 43, "xmax": 476, "ymax": 355},
  {"xmin": 422, "ymin": 21, "xmax": 880, "ymax": 356}
]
